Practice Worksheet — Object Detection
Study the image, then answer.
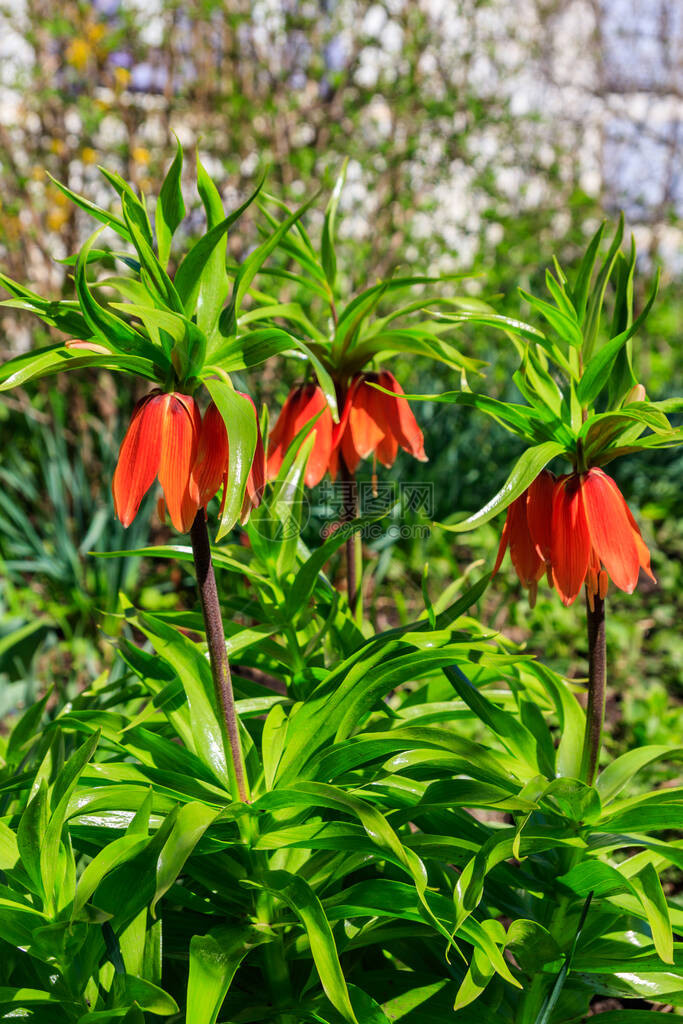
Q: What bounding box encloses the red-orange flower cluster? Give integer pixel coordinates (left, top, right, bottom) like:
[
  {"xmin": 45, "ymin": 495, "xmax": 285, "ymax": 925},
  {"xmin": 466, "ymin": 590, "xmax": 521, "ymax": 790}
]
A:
[
  {"xmin": 338, "ymin": 371, "xmax": 428, "ymax": 473},
  {"xmin": 494, "ymin": 467, "xmax": 654, "ymax": 607},
  {"xmin": 266, "ymin": 370, "xmax": 427, "ymax": 485},
  {"xmin": 113, "ymin": 390, "xmax": 265, "ymax": 533}
]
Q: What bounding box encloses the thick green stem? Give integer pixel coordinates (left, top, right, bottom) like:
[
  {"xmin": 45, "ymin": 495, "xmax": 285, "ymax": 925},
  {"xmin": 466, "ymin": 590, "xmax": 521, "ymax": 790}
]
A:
[
  {"xmin": 339, "ymin": 456, "xmax": 362, "ymax": 620},
  {"xmin": 190, "ymin": 510, "xmax": 248, "ymax": 803},
  {"xmin": 580, "ymin": 590, "xmax": 606, "ymax": 786}
]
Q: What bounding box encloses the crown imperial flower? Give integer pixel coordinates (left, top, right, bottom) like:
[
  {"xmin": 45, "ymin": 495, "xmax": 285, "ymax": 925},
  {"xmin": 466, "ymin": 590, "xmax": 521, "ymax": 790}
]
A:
[
  {"xmin": 112, "ymin": 390, "xmax": 201, "ymax": 533},
  {"xmin": 494, "ymin": 467, "xmax": 655, "ymax": 607},
  {"xmin": 338, "ymin": 370, "xmax": 428, "ymax": 474},
  {"xmin": 550, "ymin": 468, "xmax": 655, "ymax": 607}
]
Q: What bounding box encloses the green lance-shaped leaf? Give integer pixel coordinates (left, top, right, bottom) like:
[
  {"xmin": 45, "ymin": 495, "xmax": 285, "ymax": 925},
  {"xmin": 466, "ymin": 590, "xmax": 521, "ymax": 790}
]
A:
[
  {"xmin": 195, "ymin": 153, "xmax": 229, "ymax": 336},
  {"xmin": 187, "ymin": 924, "xmax": 273, "ymax": 1024},
  {"xmin": 262, "ymin": 703, "xmax": 289, "ymax": 790},
  {"xmin": 204, "ymin": 377, "xmax": 258, "ymax": 538},
  {"xmin": 443, "ymin": 665, "xmax": 541, "ymax": 772},
  {"xmin": 98, "ymin": 164, "xmax": 154, "ymax": 245},
  {"xmin": 285, "ymin": 510, "xmax": 391, "ymax": 616},
  {"xmin": 121, "ymin": 192, "xmax": 184, "ymax": 314},
  {"xmin": 321, "ymin": 158, "xmax": 348, "ymax": 288},
  {"xmin": 453, "ymin": 928, "xmax": 497, "ymax": 1011},
  {"xmin": 631, "ymin": 862, "xmax": 674, "ymax": 964},
  {"xmin": 438, "ymin": 440, "xmax": 565, "ymax": 532},
  {"xmin": 40, "ymin": 731, "xmax": 101, "ymax": 912},
  {"xmin": 134, "ymin": 612, "xmax": 230, "ymax": 790},
  {"xmin": 176, "ymin": 172, "xmax": 266, "ymax": 335},
  {"xmin": 75, "ymin": 231, "xmax": 170, "ymax": 371},
  {"xmin": 558, "ymin": 860, "xmax": 636, "ymax": 899},
  {"xmin": 534, "ymin": 892, "xmax": 593, "ymax": 1024},
  {"xmin": 72, "ymin": 835, "xmax": 151, "ymax": 919},
  {"xmin": 571, "ymin": 220, "xmax": 605, "ymax": 323},
  {"xmin": 577, "ymin": 269, "xmax": 659, "ymax": 408},
  {"xmin": 245, "ymin": 869, "xmax": 358, "ymax": 1024},
  {"xmin": 6, "ymin": 689, "xmax": 52, "ymax": 770},
  {"xmin": 0, "ymin": 345, "xmax": 158, "ymax": 391},
  {"xmin": 0, "ymin": 822, "xmax": 19, "ymax": 872},
  {"xmin": 596, "ymin": 744, "xmax": 683, "ymax": 804},
  {"xmin": 375, "ymin": 385, "xmax": 551, "ymax": 441},
  {"xmin": 220, "ymin": 190, "xmax": 319, "ymax": 336},
  {"xmin": 274, "ymin": 436, "xmax": 316, "ymax": 579},
  {"xmin": 0, "ymin": 271, "xmax": 93, "ymax": 336},
  {"xmin": 17, "ymin": 781, "xmax": 49, "ymax": 899},
  {"xmin": 155, "ymin": 137, "xmax": 185, "ymax": 270},
  {"xmin": 519, "ymin": 288, "xmax": 584, "ymax": 349},
  {"xmin": 46, "ymin": 171, "xmax": 131, "ymax": 240},
  {"xmin": 152, "ymin": 801, "xmax": 220, "ymax": 915},
  {"xmin": 582, "ymin": 213, "xmax": 624, "ymax": 361}
]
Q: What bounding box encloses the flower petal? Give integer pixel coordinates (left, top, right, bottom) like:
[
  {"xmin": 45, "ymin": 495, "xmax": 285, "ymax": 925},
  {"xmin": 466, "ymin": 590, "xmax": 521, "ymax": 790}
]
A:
[
  {"xmin": 376, "ymin": 430, "xmax": 398, "ymax": 468},
  {"xmin": 267, "ymin": 384, "xmax": 334, "ymax": 487},
  {"xmin": 375, "ymin": 370, "xmax": 427, "ymax": 462},
  {"xmin": 526, "ymin": 469, "xmax": 555, "ymax": 564},
  {"xmin": 112, "ymin": 392, "xmax": 163, "ymax": 527},
  {"xmin": 158, "ymin": 393, "xmax": 201, "ymax": 533},
  {"xmin": 551, "ymin": 474, "xmax": 591, "ymax": 605},
  {"xmin": 507, "ymin": 493, "xmax": 543, "ymax": 586},
  {"xmin": 346, "ymin": 377, "xmax": 386, "ymax": 460},
  {"xmin": 581, "ymin": 468, "xmax": 641, "ymax": 593},
  {"xmin": 193, "ymin": 401, "xmax": 229, "ymax": 508}
]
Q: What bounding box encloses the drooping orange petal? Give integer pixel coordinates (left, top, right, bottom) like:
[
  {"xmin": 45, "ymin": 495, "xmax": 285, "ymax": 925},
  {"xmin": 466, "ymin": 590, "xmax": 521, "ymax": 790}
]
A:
[
  {"xmin": 112, "ymin": 392, "xmax": 164, "ymax": 527},
  {"xmin": 340, "ymin": 421, "xmax": 363, "ymax": 474},
  {"xmin": 158, "ymin": 393, "xmax": 201, "ymax": 533},
  {"xmin": 507, "ymin": 494, "xmax": 544, "ymax": 586},
  {"xmin": 266, "ymin": 387, "xmax": 297, "ymax": 480},
  {"xmin": 267, "ymin": 384, "xmax": 334, "ymax": 488},
  {"xmin": 580, "ymin": 468, "xmax": 641, "ymax": 594},
  {"xmin": 375, "ymin": 370, "xmax": 427, "ymax": 463},
  {"xmin": 550, "ymin": 474, "xmax": 591, "ymax": 606},
  {"xmin": 346, "ymin": 377, "xmax": 387, "ymax": 460},
  {"xmin": 375, "ymin": 429, "xmax": 399, "ymax": 468},
  {"xmin": 526, "ymin": 469, "xmax": 555, "ymax": 564},
  {"xmin": 609, "ymin": 477, "xmax": 656, "ymax": 583},
  {"xmin": 193, "ymin": 401, "xmax": 229, "ymax": 508}
]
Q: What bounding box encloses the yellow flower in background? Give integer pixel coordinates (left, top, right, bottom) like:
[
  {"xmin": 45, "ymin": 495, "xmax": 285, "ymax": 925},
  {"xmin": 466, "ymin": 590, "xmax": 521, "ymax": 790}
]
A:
[
  {"xmin": 81, "ymin": 147, "xmax": 97, "ymax": 165},
  {"xmin": 66, "ymin": 37, "xmax": 91, "ymax": 71},
  {"xmin": 86, "ymin": 21, "xmax": 106, "ymax": 45},
  {"xmin": 47, "ymin": 209, "xmax": 69, "ymax": 232},
  {"xmin": 50, "ymin": 138, "xmax": 67, "ymax": 157},
  {"xmin": 114, "ymin": 66, "xmax": 131, "ymax": 90},
  {"xmin": 132, "ymin": 147, "xmax": 151, "ymax": 166}
]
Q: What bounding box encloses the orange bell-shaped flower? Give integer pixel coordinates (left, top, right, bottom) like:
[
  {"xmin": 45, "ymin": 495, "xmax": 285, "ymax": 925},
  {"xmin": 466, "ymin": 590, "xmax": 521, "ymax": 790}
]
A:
[
  {"xmin": 550, "ymin": 468, "xmax": 655, "ymax": 607},
  {"xmin": 192, "ymin": 395, "xmax": 266, "ymax": 524},
  {"xmin": 267, "ymin": 383, "xmax": 335, "ymax": 488},
  {"xmin": 338, "ymin": 370, "xmax": 427, "ymax": 474},
  {"xmin": 113, "ymin": 390, "xmax": 201, "ymax": 533}
]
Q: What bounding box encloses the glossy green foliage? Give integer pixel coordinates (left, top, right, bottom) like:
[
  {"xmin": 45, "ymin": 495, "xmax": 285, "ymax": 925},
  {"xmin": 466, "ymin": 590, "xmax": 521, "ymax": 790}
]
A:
[{"xmin": 0, "ymin": 155, "xmax": 681, "ymax": 1023}]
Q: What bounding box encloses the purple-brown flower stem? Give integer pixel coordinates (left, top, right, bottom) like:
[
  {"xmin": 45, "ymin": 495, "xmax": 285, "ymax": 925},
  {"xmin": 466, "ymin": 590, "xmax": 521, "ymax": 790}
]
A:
[
  {"xmin": 190, "ymin": 509, "xmax": 248, "ymax": 803},
  {"xmin": 580, "ymin": 590, "xmax": 606, "ymax": 786},
  {"xmin": 339, "ymin": 455, "xmax": 362, "ymax": 621}
]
